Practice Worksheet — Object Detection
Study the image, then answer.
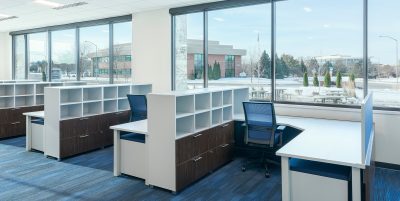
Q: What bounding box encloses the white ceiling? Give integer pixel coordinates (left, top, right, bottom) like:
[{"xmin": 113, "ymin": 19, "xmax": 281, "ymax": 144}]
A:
[{"xmin": 0, "ymin": 0, "xmax": 218, "ymax": 33}]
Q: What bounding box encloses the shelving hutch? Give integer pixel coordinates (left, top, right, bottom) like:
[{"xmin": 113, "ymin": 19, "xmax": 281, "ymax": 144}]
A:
[
  {"xmin": 44, "ymin": 83, "xmax": 152, "ymax": 160},
  {"xmin": 147, "ymin": 86, "xmax": 249, "ymax": 192},
  {"xmin": 0, "ymin": 81, "xmax": 87, "ymax": 139}
]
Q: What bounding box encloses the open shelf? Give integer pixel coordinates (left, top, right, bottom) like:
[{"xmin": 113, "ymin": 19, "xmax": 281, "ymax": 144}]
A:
[
  {"xmin": 223, "ymin": 90, "xmax": 233, "ymax": 106},
  {"xmin": 15, "ymin": 84, "xmax": 34, "ymax": 96},
  {"xmin": 234, "ymin": 88, "xmax": 249, "ymax": 116},
  {"xmin": 83, "ymin": 101, "xmax": 102, "ymax": 116},
  {"xmin": 36, "ymin": 83, "xmax": 50, "ymax": 94},
  {"xmin": 118, "ymin": 99, "xmax": 130, "ymax": 111},
  {"xmin": 104, "ymin": 86, "xmax": 118, "ymax": 99},
  {"xmin": 176, "ymin": 115, "xmax": 194, "ymax": 137},
  {"xmin": 61, "ymin": 103, "xmax": 82, "ymax": 119},
  {"xmin": 0, "ymin": 97, "xmax": 14, "ymax": 108},
  {"xmin": 0, "ymin": 85, "xmax": 14, "ymax": 96},
  {"xmin": 83, "ymin": 87, "xmax": 102, "ymax": 102},
  {"xmin": 60, "ymin": 88, "xmax": 82, "ymax": 104},
  {"xmin": 50, "ymin": 83, "xmax": 63, "ymax": 87},
  {"xmin": 36, "ymin": 95, "xmax": 44, "ymax": 105},
  {"xmin": 104, "ymin": 100, "xmax": 118, "ymax": 113},
  {"xmin": 212, "ymin": 109, "xmax": 222, "ymax": 126},
  {"xmin": 195, "ymin": 93, "xmax": 210, "ymax": 112},
  {"xmin": 223, "ymin": 106, "xmax": 233, "ymax": 122},
  {"xmin": 15, "ymin": 96, "xmax": 34, "ymax": 107},
  {"xmin": 131, "ymin": 85, "xmax": 152, "ymax": 95},
  {"xmin": 212, "ymin": 91, "xmax": 222, "ymax": 108},
  {"xmin": 176, "ymin": 95, "xmax": 194, "ymax": 117},
  {"xmin": 118, "ymin": 85, "xmax": 130, "ymax": 98},
  {"xmin": 195, "ymin": 111, "xmax": 210, "ymax": 131}
]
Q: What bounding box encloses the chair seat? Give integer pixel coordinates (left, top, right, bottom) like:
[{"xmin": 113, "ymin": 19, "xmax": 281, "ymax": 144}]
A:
[
  {"xmin": 290, "ymin": 158, "xmax": 351, "ymax": 181},
  {"xmin": 120, "ymin": 132, "xmax": 146, "ymax": 143},
  {"xmin": 248, "ymin": 128, "xmax": 282, "ymax": 144}
]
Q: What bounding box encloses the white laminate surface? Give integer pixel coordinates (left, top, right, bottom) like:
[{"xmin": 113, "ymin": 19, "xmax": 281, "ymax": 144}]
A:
[
  {"xmin": 23, "ymin": 111, "xmax": 45, "ymax": 118},
  {"xmin": 110, "ymin": 120, "xmax": 148, "ymax": 135}
]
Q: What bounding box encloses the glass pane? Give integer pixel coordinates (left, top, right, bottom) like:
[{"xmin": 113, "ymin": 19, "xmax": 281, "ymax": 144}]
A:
[
  {"xmin": 276, "ymin": 0, "xmax": 363, "ymax": 105},
  {"xmin": 175, "ymin": 12, "xmax": 204, "ymax": 90},
  {"xmin": 113, "ymin": 22, "xmax": 132, "ymax": 84},
  {"xmin": 80, "ymin": 25, "xmax": 110, "ymax": 84},
  {"xmin": 15, "ymin": 35, "xmax": 26, "ymax": 80},
  {"xmin": 208, "ymin": 4, "xmax": 271, "ymax": 101},
  {"xmin": 51, "ymin": 29, "xmax": 77, "ymax": 82},
  {"xmin": 369, "ymin": 0, "xmax": 400, "ymax": 107},
  {"xmin": 28, "ymin": 32, "xmax": 49, "ymax": 81}
]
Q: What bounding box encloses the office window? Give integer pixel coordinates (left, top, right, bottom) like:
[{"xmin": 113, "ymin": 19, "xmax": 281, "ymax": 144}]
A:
[
  {"xmin": 208, "ymin": 4, "xmax": 271, "ymax": 100},
  {"xmin": 113, "ymin": 22, "xmax": 132, "ymax": 83},
  {"xmin": 175, "ymin": 12, "xmax": 204, "ymax": 90},
  {"xmin": 28, "ymin": 32, "xmax": 48, "ymax": 81},
  {"xmin": 276, "ymin": 0, "xmax": 364, "ymax": 105},
  {"xmin": 14, "ymin": 35, "xmax": 26, "ymax": 80},
  {"xmin": 80, "ymin": 25, "xmax": 110, "ymax": 84},
  {"xmin": 51, "ymin": 29, "xmax": 77, "ymax": 82},
  {"xmin": 368, "ymin": 0, "xmax": 400, "ymax": 108}
]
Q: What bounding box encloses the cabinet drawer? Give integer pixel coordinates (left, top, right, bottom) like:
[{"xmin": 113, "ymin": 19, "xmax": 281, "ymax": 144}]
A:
[
  {"xmin": 216, "ymin": 143, "xmax": 233, "ymax": 168},
  {"xmin": 176, "ymin": 159, "xmax": 195, "ymax": 192},
  {"xmin": 60, "ymin": 137, "xmax": 77, "ymax": 158},
  {"xmin": 216, "ymin": 122, "xmax": 234, "ymax": 146},
  {"xmin": 176, "ymin": 135, "xmax": 194, "ymax": 165},
  {"xmin": 192, "ymin": 131, "xmax": 209, "ymax": 156},
  {"xmin": 193, "ymin": 152, "xmax": 208, "ymax": 180},
  {"xmin": 60, "ymin": 119, "xmax": 79, "ymax": 139}
]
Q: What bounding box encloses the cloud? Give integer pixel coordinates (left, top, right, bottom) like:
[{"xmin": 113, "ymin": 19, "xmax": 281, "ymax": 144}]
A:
[
  {"xmin": 213, "ymin": 17, "xmax": 225, "ymax": 22},
  {"xmin": 303, "ymin": 7, "xmax": 312, "ymax": 12}
]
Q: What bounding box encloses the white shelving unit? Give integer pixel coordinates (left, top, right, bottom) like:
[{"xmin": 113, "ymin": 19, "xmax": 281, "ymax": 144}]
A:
[
  {"xmin": 61, "ymin": 88, "xmax": 82, "ymax": 104},
  {"xmin": 83, "ymin": 88, "xmax": 102, "ymax": 102},
  {"xmin": 104, "ymin": 99, "xmax": 118, "ymax": 113},
  {"xmin": 104, "ymin": 86, "xmax": 118, "ymax": 100},
  {"xmin": 83, "ymin": 101, "xmax": 102, "ymax": 117},
  {"xmin": 118, "ymin": 85, "xmax": 130, "ymax": 98},
  {"xmin": 0, "ymin": 97, "xmax": 14, "ymax": 108},
  {"xmin": 118, "ymin": 99, "xmax": 129, "ymax": 111},
  {"xmin": 61, "ymin": 103, "xmax": 82, "ymax": 119},
  {"xmin": 15, "ymin": 84, "xmax": 34, "ymax": 96},
  {"xmin": 0, "ymin": 84, "xmax": 14, "ymax": 97},
  {"xmin": 147, "ymin": 87, "xmax": 249, "ymax": 192}
]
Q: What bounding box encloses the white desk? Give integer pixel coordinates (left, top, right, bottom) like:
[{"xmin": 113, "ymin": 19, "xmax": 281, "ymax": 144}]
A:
[
  {"xmin": 110, "ymin": 120, "xmax": 148, "ymax": 178},
  {"xmin": 23, "ymin": 111, "xmax": 45, "ymax": 152}
]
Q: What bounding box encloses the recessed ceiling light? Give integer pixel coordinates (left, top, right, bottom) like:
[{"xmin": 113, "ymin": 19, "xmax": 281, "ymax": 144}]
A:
[
  {"xmin": 33, "ymin": 0, "xmax": 64, "ymax": 8},
  {"xmin": 0, "ymin": 14, "xmax": 18, "ymax": 22},
  {"xmin": 53, "ymin": 2, "xmax": 88, "ymax": 10}
]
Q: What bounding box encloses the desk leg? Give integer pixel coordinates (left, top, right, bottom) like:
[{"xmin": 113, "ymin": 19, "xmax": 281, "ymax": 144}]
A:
[
  {"xmin": 281, "ymin": 156, "xmax": 290, "ymax": 201},
  {"xmin": 26, "ymin": 116, "xmax": 32, "ymax": 151},
  {"xmin": 114, "ymin": 130, "xmax": 121, "ymax": 176},
  {"xmin": 352, "ymin": 167, "xmax": 361, "ymax": 201}
]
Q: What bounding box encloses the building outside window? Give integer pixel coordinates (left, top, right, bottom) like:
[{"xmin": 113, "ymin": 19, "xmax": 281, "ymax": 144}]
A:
[
  {"xmin": 28, "ymin": 32, "xmax": 49, "ymax": 81},
  {"xmin": 225, "ymin": 55, "xmax": 235, "ymax": 78},
  {"xmin": 193, "ymin": 53, "xmax": 204, "ymax": 79},
  {"xmin": 14, "ymin": 35, "xmax": 26, "ymax": 80}
]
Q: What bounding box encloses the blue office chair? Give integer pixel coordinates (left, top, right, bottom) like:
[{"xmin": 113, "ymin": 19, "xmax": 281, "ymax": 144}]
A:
[
  {"xmin": 127, "ymin": 94, "xmax": 147, "ymax": 122},
  {"xmin": 121, "ymin": 95, "xmax": 147, "ymax": 143},
  {"xmin": 242, "ymin": 101, "xmax": 285, "ymax": 177}
]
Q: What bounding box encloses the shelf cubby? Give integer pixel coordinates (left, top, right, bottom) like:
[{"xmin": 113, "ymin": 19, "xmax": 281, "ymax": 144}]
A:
[
  {"xmin": 195, "ymin": 93, "xmax": 210, "ymax": 113},
  {"xmin": 176, "ymin": 115, "xmax": 194, "ymax": 137},
  {"xmin": 176, "ymin": 95, "xmax": 194, "ymax": 117},
  {"xmin": 233, "ymin": 88, "xmax": 249, "ymax": 116},
  {"xmin": 195, "ymin": 111, "xmax": 210, "ymax": 131},
  {"xmin": 118, "ymin": 99, "xmax": 130, "ymax": 111},
  {"xmin": 104, "ymin": 100, "xmax": 118, "ymax": 113},
  {"xmin": 15, "ymin": 84, "xmax": 34, "ymax": 96},
  {"xmin": 15, "ymin": 96, "xmax": 35, "ymax": 107},
  {"xmin": 60, "ymin": 103, "xmax": 82, "ymax": 119},
  {"xmin": 223, "ymin": 90, "xmax": 233, "ymax": 106},
  {"xmin": 118, "ymin": 85, "xmax": 131, "ymax": 98},
  {"xmin": 83, "ymin": 87, "xmax": 102, "ymax": 102},
  {"xmin": 36, "ymin": 84, "xmax": 50, "ymax": 94},
  {"xmin": 0, "ymin": 97, "xmax": 14, "ymax": 108},
  {"xmin": 83, "ymin": 101, "xmax": 102, "ymax": 116},
  {"xmin": 223, "ymin": 106, "xmax": 233, "ymax": 122},
  {"xmin": 0, "ymin": 85, "xmax": 14, "ymax": 96},
  {"xmin": 212, "ymin": 91, "xmax": 222, "ymax": 108},
  {"xmin": 212, "ymin": 109, "xmax": 222, "ymax": 126},
  {"xmin": 60, "ymin": 88, "xmax": 82, "ymax": 104},
  {"xmin": 36, "ymin": 95, "xmax": 44, "ymax": 105},
  {"xmin": 104, "ymin": 86, "xmax": 118, "ymax": 99},
  {"xmin": 131, "ymin": 85, "xmax": 152, "ymax": 95},
  {"xmin": 50, "ymin": 83, "xmax": 63, "ymax": 87}
]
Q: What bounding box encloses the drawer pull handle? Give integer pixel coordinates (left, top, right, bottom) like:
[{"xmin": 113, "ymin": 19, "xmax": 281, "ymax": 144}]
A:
[
  {"xmin": 193, "ymin": 156, "xmax": 202, "ymax": 162},
  {"xmin": 193, "ymin": 133, "xmax": 203, "ymax": 138},
  {"xmin": 79, "ymin": 135, "xmax": 89, "ymax": 138},
  {"xmin": 80, "ymin": 118, "xmax": 89, "ymax": 120},
  {"xmin": 115, "ymin": 112, "xmax": 123, "ymax": 115},
  {"xmin": 221, "ymin": 144, "xmax": 229, "ymax": 148},
  {"xmin": 222, "ymin": 124, "xmax": 229, "ymax": 128},
  {"xmin": 11, "ymin": 122, "xmax": 20, "ymax": 125}
]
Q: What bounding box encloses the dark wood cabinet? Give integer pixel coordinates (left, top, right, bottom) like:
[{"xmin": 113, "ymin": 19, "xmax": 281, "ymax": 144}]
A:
[{"xmin": 176, "ymin": 121, "xmax": 234, "ymax": 192}]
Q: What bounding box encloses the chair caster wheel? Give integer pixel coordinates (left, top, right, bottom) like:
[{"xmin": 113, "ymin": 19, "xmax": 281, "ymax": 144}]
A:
[
  {"xmin": 265, "ymin": 172, "xmax": 270, "ymax": 178},
  {"xmin": 241, "ymin": 167, "xmax": 246, "ymax": 172}
]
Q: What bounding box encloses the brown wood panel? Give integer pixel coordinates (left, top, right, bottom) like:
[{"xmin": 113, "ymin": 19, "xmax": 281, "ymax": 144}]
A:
[
  {"xmin": 216, "ymin": 143, "xmax": 234, "ymax": 168},
  {"xmin": 207, "ymin": 148, "xmax": 218, "ymax": 172},
  {"xmin": 60, "ymin": 137, "xmax": 77, "ymax": 158},
  {"xmin": 176, "ymin": 159, "xmax": 195, "ymax": 192},
  {"xmin": 176, "ymin": 135, "xmax": 194, "ymax": 165},
  {"xmin": 192, "ymin": 130, "xmax": 209, "ymax": 156},
  {"xmin": 194, "ymin": 152, "xmax": 208, "ymax": 180},
  {"xmin": 77, "ymin": 134, "xmax": 90, "ymax": 154},
  {"xmin": 207, "ymin": 127, "xmax": 217, "ymax": 150}
]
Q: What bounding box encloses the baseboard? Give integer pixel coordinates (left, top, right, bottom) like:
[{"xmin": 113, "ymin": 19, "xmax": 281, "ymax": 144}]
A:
[{"xmin": 375, "ymin": 162, "xmax": 400, "ymax": 171}]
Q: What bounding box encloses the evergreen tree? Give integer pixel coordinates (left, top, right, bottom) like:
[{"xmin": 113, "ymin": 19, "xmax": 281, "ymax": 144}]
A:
[
  {"xmin": 260, "ymin": 50, "xmax": 271, "ymax": 78},
  {"xmin": 207, "ymin": 64, "xmax": 213, "ymax": 80},
  {"xmin": 300, "ymin": 59, "xmax": 307, "ymax": 74},
  {"xmin": 324, "ymin": 72, "xmax": 331, "ymax": 87},
  {"xmin": 276, "ymin": 54, "xmax": 289, "ymax": 79},
  {"xmin": 350, "ymin": 73, "xmax": 356, "ymax": 88},
  {"xmin": 303, "ymin": 72, "xmax": 309, "ymax": 87},
  {"xmin": 213, "ymin": 61, "xmax": 221, "ymax": 80},
  {"xmin": 336, "ymin": 71, "xmax": 342, "ymax": 88},
  {"xmin": 313, "ymin": 73, "xmax": 319, "ymax": 87}
]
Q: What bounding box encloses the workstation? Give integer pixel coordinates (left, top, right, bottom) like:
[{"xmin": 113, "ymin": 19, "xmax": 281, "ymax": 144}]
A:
[{"xmin": 0, "ymin": 0, "xmax": 399, "ymax": 200}]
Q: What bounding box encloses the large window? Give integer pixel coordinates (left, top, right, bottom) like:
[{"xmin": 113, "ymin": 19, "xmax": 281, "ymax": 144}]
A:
[
  {"xmin": 276, "ymin": 0, "xmax": 364, "ymax": 105},
  {"xmin": 113, "ymin": 22, "xmax": 133, "ymax": 83},
  {"xmin": 175, "ymin": 12, "xmax": 204, "ymax": 90},
  {"xmin": 14, "ymin": 35, "xmax": 26, "ymax": 80},
  {"xmin": 368, "ymin": 0, "xmax": 400, "ymax": 108},
  {"xmin": 51, "ymin": 29, "xmax": 76, "ymax": 82},
  {"xmin": 28, "ymin": 32, "xmax": 48, "ymax": 81}
]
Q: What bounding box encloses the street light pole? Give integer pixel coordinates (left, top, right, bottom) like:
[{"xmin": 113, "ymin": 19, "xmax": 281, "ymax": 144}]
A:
[{"xmin": 379, "ymin": 35, "xmax": 399, "ymax": 85}]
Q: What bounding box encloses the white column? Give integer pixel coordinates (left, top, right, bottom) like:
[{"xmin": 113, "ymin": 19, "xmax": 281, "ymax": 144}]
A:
[
  {"xmin": 26, "ymin": 116, "xmax": 32, "ymax": 151},
  {"xmin": 113, "ymin": 130, "xmax": 121, "ymax": 176},
  {"xmin": 281, "ymin": 156, "xmax": 291, "ymax": 201},
  {"xmin": 352, "ymin": 167, "xmax": 361, "ymax": 201}
]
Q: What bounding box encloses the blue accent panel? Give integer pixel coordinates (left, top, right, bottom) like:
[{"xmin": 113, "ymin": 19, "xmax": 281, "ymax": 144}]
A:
[
  {"xmin": 243, "ymin": 102, "xmax": 277, "ymax": 142},
  {"xmin": 290, "ymin": 158, "xmax": 351, "ymax": 181},
  {"xmin": 31, "ymin": 118, "xmax": 44, "ymax": 125},
  {"xmin": 127, "ymin": 95, "xmax": 147, "ymax": 122},
  {"xmin": 363, "ymin": 93, "xmax": 373, "ymax": 158},
  {"xmin": 120, "ymin": 132, "xmax": 146, "ymax": 143}
]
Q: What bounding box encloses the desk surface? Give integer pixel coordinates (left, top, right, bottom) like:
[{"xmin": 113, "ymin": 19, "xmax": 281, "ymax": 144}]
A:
[
  {"xmin": 235, "ymin": 114, "xmax": 364, "ymax": 169},
  {"xmin": 110, "ymin": 120, "xmax": 148, "ymax": 135},
  {"xmin": 23, "ymin": 111, "xmax": 45, "ymax": 118}
]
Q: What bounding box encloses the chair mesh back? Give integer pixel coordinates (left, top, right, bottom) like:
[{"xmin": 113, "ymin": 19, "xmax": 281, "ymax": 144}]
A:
[
  {"xmin": 127, "ymin": 95, "xmax": 147, "ymax": 121},
  {"xmin": 243, "ymin": 102, "xmax": 276, "ymax": 143}
]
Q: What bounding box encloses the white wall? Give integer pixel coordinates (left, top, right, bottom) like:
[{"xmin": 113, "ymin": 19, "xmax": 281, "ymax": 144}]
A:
[
  {"xmin": 276, "ymin": 104, "xmax": 400, "ymax": 165},
  {"xmin": 132, "ymin": 9, "xmax": 171, "ymax": 93},
  {"xmin": 0, "ymin": 32, "xmax": 12, "ymax": 80}
]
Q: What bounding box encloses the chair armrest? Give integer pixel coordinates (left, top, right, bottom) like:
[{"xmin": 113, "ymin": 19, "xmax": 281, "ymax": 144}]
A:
[{"xmin": 277, "ymin": 125, "xmax": 286, "ymax": 131}]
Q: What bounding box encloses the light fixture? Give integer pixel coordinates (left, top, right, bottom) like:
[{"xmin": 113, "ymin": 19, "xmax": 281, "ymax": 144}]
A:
[
  {"xmin": 33, "ymin": 0, "xmax": 64, "ymax": 8},
  {"xmin": 0, "ymin": 14, "xmax": 17, "ymax": 22}
]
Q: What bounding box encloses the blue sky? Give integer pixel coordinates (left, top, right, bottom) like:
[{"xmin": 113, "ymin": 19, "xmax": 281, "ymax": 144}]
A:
[{"xmin": 186, "ymin": 0, "xmax": 400, "ymax": 65}]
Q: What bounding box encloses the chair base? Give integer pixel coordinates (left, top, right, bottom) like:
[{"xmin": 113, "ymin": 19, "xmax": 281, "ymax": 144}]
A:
[{"xmin": 241, "ymin": 152, "xmax": 273, "ymax": 178}]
